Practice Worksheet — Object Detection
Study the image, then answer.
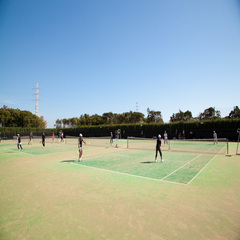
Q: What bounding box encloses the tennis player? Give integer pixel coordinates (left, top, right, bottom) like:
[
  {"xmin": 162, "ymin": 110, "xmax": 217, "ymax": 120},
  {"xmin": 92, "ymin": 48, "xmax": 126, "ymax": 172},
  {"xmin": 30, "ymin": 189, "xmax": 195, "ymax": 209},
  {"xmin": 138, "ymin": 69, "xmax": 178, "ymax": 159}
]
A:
[
  {"xmin": 52, "ymin": 132, "xmax": 55, "ymax": 142},
  {"xmin": 213, "ymin": 131, "xmax": 218, "ymax": 144},
  {"xmin": 155, "ymin": 134, "xmax": 163, "ymax": 163},
  {"xmin": 110, "ymin": 132, "xmax": 113, "ymax": 145},
  {"xmin": 78, "ymin": 133, "xmax": 86, "ymax": 162},
  {"xmin": 164, "ymin": 131, "xmax": 168, "ymax": 145},
  {"xmin": 17, "ymin": 134, "xmax": 23, "ymax": 151},
  {"xmin": 28, "ymin": 132, "xmax": 33, "ymax": 145},
  {"xmin": 42, "ymin": 132, "xmax": 46, "ymax": 147},
  {"xmin": 61, "ymin": 132, "xmax": 64, "ymax": 143}
]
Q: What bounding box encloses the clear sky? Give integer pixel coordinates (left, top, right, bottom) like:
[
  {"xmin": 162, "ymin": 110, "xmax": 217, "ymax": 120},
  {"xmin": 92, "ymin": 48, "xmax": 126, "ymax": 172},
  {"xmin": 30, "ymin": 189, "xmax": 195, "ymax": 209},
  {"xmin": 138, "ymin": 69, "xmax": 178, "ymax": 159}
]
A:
[{"xmin": 0, "ymin": 0, "xmax": 240, "ymax": 128}]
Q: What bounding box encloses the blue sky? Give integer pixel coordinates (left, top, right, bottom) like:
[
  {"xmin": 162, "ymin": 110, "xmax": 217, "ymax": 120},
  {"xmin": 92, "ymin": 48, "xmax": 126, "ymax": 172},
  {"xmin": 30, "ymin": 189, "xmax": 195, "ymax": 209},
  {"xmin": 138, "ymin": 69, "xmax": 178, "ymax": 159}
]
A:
[{"xmin": 0, "ymin": 0, "xmax": 240, "ymax": 128}]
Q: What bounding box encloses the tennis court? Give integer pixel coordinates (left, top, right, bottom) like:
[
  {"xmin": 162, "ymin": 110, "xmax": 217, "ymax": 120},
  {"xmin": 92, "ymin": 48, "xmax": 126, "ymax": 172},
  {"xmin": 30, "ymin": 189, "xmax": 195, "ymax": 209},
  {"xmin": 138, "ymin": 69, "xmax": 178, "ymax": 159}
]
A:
[
  {"xmin": 63, "ymin": 137, "xmax": 227, "ymax": 185},
  {"xmin": 0, "ymin": 138, "xmax": 240, "ymax": 239},
  {"xmin": 69, "ymin": 149, "xmax": 216, "ymax": 185}
]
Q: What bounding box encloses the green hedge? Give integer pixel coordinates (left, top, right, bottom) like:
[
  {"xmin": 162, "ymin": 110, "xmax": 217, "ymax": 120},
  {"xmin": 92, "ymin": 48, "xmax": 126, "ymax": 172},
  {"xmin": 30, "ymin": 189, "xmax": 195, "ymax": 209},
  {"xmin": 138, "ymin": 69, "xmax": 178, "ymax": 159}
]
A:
[
  {"xmin": 60, "ymin": 119, "xmax": 240, "ymax": 141},
  {"xmin": 1, "ymin": 119, "xmax": 239, "ymax": 140},
  {"xmin": 0, "ymin": 127, "xmax": 56, "ymax": 139}
]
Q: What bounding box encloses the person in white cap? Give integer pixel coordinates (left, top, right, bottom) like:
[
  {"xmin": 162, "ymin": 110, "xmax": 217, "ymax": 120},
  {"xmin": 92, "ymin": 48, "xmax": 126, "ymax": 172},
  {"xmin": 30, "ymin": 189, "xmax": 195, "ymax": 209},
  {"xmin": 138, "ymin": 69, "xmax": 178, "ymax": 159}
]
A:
[
  {"xmin": 17, "ymin": 134, "xmax": 23, "ymax": 151},
  {"xmin": 155, "ymin": 134, "xmax": 163, "ymax": 163},
  {"xmin": 78, "ymin": 133, "xmax": 86, "ymax": 162}
]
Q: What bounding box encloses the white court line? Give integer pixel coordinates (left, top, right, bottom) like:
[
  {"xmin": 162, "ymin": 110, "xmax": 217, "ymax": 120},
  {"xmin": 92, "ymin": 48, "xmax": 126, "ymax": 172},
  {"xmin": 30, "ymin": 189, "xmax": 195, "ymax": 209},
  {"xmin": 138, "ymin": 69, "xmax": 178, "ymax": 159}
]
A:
[
  {"xmin": 208, "ymin": 142, "xmax": 226, "ymax": 154},
  {"xmin": 218, "ymin": 144, "xmax": 227, "ymax": 154},
  {"xmin": 161, "ymin": 154, "xmax": 202, "ymax": 181},
  {"xmin": 63, "ymin": 150, "xmax": 221, "ymax": 185},
  {"xmin": 5, "ymin": 148, "xmax": 36, "ymax": 156},
  {"xmin": 187, "ymin": 155, "xmax": 218, "ymax": 185},
  {"xmin": 19, "ymin": 151, "xmax": 36, "ymax": 156},
  {"xmin": 66, "ymin": 162, "xmax": 188, "ymax": 185}
]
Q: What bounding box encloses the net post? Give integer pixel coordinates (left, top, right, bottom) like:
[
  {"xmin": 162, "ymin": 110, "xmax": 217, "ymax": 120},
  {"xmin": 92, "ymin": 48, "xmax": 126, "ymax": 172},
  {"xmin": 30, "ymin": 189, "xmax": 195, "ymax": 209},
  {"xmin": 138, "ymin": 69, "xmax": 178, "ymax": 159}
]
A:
[
  {"xmin": 236, "ymin": 128, "xmax": 240, "ymax": 155},
  {"xmin": 226, "ymin": 138, "xmax": 229, "ymax": 155},
  {"xmin": 127, "ymin": 136, "xmax": 129, "ymax": 149},
  {"xmin": 236, "ymin": 147, "xmax": 238, "ymax": 155}
]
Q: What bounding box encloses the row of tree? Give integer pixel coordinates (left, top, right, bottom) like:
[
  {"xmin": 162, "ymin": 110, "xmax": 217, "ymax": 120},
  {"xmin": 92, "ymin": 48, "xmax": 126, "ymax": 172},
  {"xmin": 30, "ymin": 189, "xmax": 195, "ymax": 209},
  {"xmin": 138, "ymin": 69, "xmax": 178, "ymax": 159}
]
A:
[
  {"xmin": 1, "ymin": 105, "xmax": 239, "ymax": 129},
  {"xmin": 170, "ymin": 106, "xmax": 240, "ymax": 122},
  {"xmin": 56, "ymin": 106, "xmax": 240, "ymax": 128},
  {"xmin": 0, "ymin": 106, "xmax": 47, "ymax": 128}
]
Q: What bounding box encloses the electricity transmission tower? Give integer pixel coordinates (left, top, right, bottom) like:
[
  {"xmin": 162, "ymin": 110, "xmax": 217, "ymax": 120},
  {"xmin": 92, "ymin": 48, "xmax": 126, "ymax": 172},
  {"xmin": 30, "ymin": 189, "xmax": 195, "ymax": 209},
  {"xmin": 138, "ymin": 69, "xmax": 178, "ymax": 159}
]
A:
[{"xmin": 35, "ymin": 81, "xmax": 39, "ymax": 117}]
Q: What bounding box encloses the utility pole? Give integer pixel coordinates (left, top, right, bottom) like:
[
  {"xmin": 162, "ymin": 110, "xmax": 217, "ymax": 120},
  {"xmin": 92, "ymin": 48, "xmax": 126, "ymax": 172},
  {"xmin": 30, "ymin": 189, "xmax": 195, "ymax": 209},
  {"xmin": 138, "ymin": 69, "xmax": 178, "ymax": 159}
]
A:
[{"xmin": 35, "ymin": 81, "xmax": 39, "ymax": 117}]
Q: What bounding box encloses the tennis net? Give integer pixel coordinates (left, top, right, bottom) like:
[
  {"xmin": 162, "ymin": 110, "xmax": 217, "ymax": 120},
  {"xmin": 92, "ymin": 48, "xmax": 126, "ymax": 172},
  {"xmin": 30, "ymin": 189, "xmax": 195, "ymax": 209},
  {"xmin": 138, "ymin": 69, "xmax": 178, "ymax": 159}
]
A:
[
  {"xmin": 127, "ymin": 137, "xmax": 228, "ymax": 155},
  {"xmin": 65, "ymin": 136, "xmax": 127, "ymax": 148}
]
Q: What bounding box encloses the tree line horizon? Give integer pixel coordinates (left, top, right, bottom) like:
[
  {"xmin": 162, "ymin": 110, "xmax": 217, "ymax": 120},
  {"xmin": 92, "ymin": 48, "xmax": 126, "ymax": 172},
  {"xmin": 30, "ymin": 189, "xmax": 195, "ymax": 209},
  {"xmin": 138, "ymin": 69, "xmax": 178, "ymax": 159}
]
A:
[
  {"xmin": 0, "ymin": 105, "xmax": 47, "ymax": 128},
  {"xmin": 55, "ymin": 106, "xmax": 240, "ymax": 128},
  {"xmin": 1, "ymin": 105, "xmax": 239, "ymax": 128}
]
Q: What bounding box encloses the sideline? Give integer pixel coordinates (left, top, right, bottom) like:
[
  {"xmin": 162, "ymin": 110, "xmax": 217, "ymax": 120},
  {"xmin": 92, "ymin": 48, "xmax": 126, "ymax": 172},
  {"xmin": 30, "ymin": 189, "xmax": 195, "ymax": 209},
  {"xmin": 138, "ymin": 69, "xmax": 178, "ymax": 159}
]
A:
[
  {"xmin": 63, "ymin": 161, "xmax": 188, "ymax": 185},
  {"xmin": 161, "ymin": 154, "xmax": 203, "ymax": 181},
  {"xmin": 4, "ymin": 148, "xmax": 36, "ymax": 156},
  {"xmin": 187, "ymin": 155, "xmax": 217, "ymax": 185}
]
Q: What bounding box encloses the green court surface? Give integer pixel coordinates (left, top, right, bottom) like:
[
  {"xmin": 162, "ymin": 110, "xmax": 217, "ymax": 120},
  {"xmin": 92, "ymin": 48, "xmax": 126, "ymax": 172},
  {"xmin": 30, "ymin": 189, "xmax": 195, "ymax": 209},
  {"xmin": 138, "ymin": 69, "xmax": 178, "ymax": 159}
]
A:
[
  {"xmin": 0, "ymin": 139, "xmax": 240, "ymax": 240},
  {"xmin": 73, "ymin": 151, "xmax": 215, "ymax": 185}
]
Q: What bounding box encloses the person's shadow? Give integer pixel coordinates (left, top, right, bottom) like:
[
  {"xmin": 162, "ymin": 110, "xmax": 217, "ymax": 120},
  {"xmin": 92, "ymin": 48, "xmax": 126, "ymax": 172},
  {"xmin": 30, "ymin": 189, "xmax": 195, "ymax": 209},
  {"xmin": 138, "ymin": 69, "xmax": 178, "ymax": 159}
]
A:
[
  {"xmin": 140, "ymin": 161, "xmax": 155, "ymax": 164},
  {"xmin": 61, "ymin": 160, "xmax": 76, "ymax": 163}
]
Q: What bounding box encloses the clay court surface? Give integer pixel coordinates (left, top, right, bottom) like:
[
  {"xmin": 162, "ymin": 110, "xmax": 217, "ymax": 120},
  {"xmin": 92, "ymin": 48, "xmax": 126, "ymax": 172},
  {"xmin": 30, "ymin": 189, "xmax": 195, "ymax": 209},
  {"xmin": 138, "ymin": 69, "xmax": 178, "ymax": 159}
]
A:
[{"xmin": 0, "ymin": 138, "xmax": 240, "ymax": 239}]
